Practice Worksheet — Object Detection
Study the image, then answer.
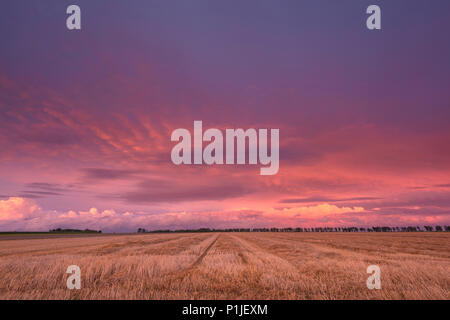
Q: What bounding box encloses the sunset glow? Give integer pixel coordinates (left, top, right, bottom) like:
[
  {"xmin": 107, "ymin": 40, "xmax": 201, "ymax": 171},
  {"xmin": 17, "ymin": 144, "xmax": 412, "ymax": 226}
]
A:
[{"xmin": 1, "ymin": 1, "xmax": 450, "ymax": 232}]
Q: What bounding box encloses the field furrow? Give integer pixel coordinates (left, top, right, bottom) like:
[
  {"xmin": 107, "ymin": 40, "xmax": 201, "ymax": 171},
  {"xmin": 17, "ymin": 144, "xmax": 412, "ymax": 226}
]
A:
[{"xmin": 0, "ymin": 232, "xmax": 448, "ymax": 299}]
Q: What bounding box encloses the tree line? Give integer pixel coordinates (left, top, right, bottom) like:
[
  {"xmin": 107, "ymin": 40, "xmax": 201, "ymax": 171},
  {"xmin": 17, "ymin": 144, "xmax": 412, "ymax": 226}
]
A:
[
  {"xmin": 49, "ymin": 228, "xmax": 102, "ymax": 233},
  {"xmin": 137, "ymin": 225, "xmax": 450, "ymax": 233}
]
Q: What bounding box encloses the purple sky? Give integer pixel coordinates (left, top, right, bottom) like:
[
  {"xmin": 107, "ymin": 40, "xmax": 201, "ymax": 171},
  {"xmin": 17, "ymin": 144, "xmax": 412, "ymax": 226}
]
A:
[{"xmin": 1, "ymin": 1, "xmax": 450, "ymax": 231}]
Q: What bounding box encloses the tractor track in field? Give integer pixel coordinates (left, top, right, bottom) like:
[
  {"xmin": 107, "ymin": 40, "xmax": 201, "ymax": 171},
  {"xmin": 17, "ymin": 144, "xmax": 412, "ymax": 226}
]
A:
[
  {"xmin": 166, "ymin": 234, "xmax": 220, "ymax": 282},
  {"xmin": 190, "ymin": 234, "xmax": 220, "ymax": 269}
]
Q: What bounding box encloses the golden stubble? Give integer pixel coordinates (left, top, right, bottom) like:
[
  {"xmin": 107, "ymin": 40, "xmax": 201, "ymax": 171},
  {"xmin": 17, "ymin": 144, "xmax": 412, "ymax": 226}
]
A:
[{"xmin": 0, "ymin": 232, "xmax": 448, "ymax": 299}]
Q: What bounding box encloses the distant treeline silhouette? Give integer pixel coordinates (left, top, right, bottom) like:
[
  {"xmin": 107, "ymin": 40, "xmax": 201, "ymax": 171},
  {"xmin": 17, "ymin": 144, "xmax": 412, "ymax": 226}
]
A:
[
  {"xmin": 49, "ymin": 228, "xmax": 102, "ymax": 233},
  {"xmin": 137, "ymin": 225, "xmax": 450, "ymax": 233}
]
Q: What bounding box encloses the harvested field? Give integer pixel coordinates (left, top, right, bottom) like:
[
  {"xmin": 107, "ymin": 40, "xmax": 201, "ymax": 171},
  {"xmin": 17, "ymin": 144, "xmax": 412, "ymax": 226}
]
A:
[{"xmin": 0, "ymin": 232, "xmax": 448, "ymax": 299}]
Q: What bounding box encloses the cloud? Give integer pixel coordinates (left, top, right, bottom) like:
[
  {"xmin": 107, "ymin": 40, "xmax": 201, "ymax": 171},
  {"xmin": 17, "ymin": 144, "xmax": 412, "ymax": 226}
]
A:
[
  {"xmin": 0, "ymin": 197, "xmax": 125, "ymax": 231},
  {"xmin": 24, "ymin": 183, "xmax": 73, "ymax": 193},
  {"xmin": 271, "ymin": 203, "xmax": 365, "ymax": 218},
  {"xmin": 434, "ymin": 183, "xmax": 450, "ymax": 188},
  {"xmin": 1, "ymin": 73, "xmax": 450, "ymax": 231},
  {"xmin": 0, "ymin": 197, "xmax": 449, "ymax": 233},
  {"xmin": 81, "ymin": 168, "xmax": 142, "ymax": 181},
  {"xmin": 0, "ymin": 197, "xmax": 41, "ymax": 221},
  {"xmin": 17, "ymin": 182, "xmax": 78, "ymax": 199},
  {"xmin": 279, "ymin": 196, "xmax": 382, "ymax": 204},
  {"xmin": 120, "ymin": 178, "xmax": 254, "ymax": 204}
]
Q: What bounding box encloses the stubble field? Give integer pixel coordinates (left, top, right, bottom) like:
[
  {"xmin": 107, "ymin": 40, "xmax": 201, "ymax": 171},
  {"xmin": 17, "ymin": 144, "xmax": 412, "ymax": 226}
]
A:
[{"xmin": 0, "ymin": 232, "xmax": 448, "ymax": 299}]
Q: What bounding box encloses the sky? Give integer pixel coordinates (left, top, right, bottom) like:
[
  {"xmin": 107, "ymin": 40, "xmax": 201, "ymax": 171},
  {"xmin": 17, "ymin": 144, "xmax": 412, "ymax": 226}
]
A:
[{"xmin": 1, "ymin": 0, "xmax": 450, "ymax": 232}]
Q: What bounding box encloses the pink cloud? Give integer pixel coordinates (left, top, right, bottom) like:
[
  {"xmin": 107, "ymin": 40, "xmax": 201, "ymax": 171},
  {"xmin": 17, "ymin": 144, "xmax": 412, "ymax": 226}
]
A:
[
  {"xmin": 269, "ymin": 203, "xmax": 365, "ymax": 218},
  {"xmin": 1, "ymin": 73, "xmax": 450, "ymax": 231},
  {"xmin": 0, "ymin": 197, "xmax": 40, "ymax": 221},
  {"xmin": 0, "ymin": 197, "xmax": 448, "ymax": 233}
]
